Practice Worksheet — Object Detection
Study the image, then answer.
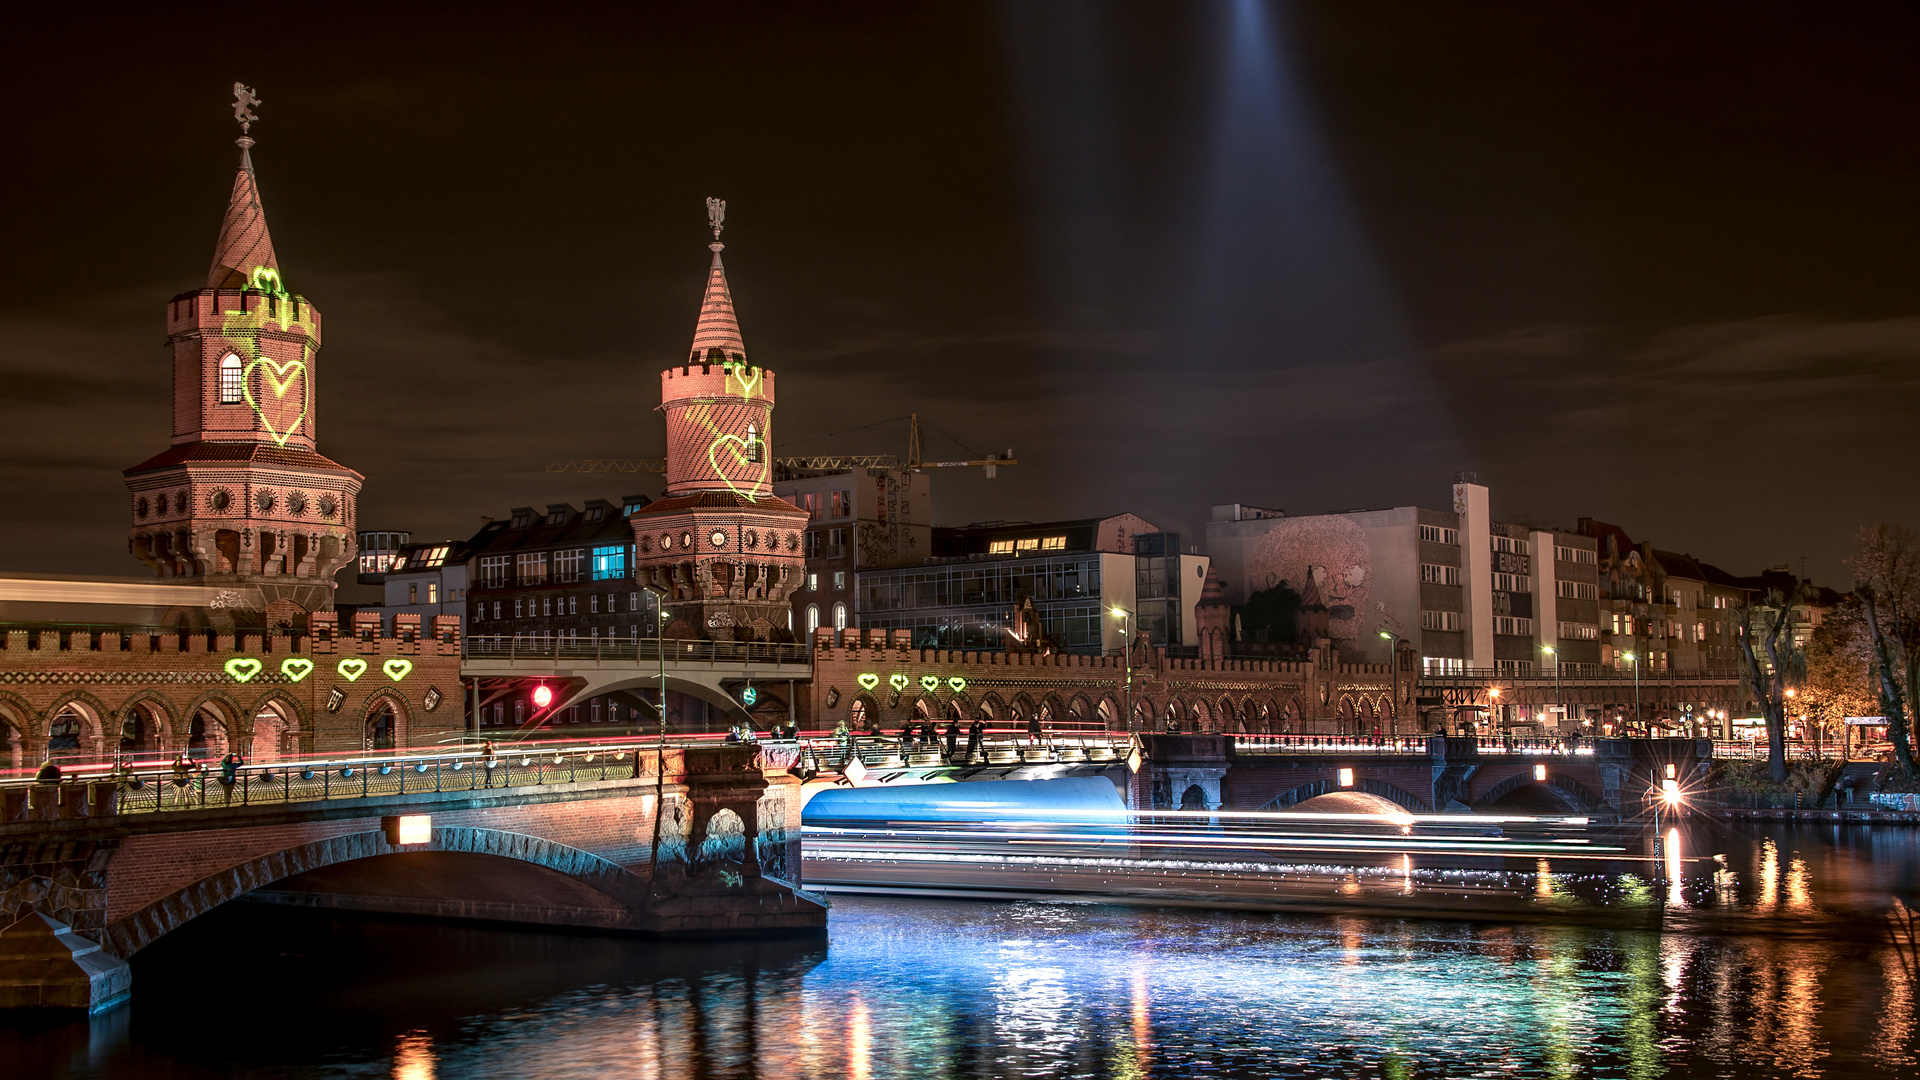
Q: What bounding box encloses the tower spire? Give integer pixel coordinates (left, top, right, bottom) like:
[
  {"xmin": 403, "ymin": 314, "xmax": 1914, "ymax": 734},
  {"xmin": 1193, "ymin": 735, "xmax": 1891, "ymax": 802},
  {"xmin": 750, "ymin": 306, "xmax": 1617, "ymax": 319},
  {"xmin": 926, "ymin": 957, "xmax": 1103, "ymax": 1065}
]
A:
[
  {"xmin": 208, "ymin": 83, "xmax": 280, "ymax": 290},
  {"xmin": 689, "ymin": 197, "xmax": 745, "ymax": 363}
]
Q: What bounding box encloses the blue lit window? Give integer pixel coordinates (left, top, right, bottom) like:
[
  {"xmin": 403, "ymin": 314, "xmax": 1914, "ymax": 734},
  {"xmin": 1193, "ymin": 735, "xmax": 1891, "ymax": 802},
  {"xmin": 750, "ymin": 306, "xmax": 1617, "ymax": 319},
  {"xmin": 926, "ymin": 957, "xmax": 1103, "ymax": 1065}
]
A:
[{"xmin": 591, "ymin": 544, "xmax": 630, "ymax": 580}]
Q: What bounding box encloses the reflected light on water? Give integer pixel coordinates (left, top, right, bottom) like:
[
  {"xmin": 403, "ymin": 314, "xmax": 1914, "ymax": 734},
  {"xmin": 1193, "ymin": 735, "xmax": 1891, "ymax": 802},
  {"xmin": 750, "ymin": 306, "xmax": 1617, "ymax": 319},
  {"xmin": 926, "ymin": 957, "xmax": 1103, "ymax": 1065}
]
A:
[
  {"xmin": 1666, "ymin": 828, "xmax": 1684, "ymax": 908},
  {"xmin": 1131, "ymin": 962, "xmax": 1152, "ymax": 1072},
  {"xmin": 848, "ymin": 995, "xmax": 871, "ymax": 1080},
  {"xmin": 1787, "ymin": 856, "xmax": 1814, "ymax": 912},
  {"xmin": 1535, "ymin": 857, "xmax": 1553, "ymax": 899},
  {"xmin": 392, "ymin": 1032, "xmax": 434, "ymax": 1080},
  {"xmin": 1759, "ymin": 837, "xmax": 1780, "ymax": 912}
]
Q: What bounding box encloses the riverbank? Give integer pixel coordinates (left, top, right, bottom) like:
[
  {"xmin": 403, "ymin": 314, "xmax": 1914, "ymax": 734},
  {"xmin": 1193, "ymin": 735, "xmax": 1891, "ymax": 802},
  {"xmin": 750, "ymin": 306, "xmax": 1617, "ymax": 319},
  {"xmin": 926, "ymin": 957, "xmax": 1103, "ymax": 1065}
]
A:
[{"xmin": 1710, "ymin": 805, "xmax": 1920, "ymax": 825}]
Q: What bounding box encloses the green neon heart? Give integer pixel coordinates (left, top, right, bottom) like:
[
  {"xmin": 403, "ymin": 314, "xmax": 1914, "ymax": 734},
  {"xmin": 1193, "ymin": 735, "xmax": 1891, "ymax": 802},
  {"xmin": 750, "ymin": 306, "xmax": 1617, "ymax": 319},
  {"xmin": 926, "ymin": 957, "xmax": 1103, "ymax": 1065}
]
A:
[
  {"xmin": 947, "ymin": 676, "xmax": 967, "ymax": 693},
  {"xmin": 337, "ymin": 658, "xmax": 368, "ymax": 682},
  {"xmin": 224, "ymin": 658, "xmax": 263, "ymax": 683},
  {"xmin": 857, "ymin": 673, "xmax": 879, "ymax": 691},
  {"xmin": 383, "ymin": 658, "xmax": 413, "ymax": 682},
  {"xmin": 726, "ymin": 365, "xmax": 763, "ymax": 400},
  {"xmin": 241, "ymin": 356, "xmax": 309, "ymax": 447},
  {"xmin": 705, "ymin": 432, "xmax": 764, "ymax": 498},
  {"xmin": 920, "ymin": 674, "xmax": 940, "ymax": 692},
  {"xmin": 281, "ymin": 658, "xmax": 314, "ymax": 682},
  {"xmin": 889, "ymin": 673, "xmax": 910, "ymax": 693},
  {"xmin": 248, "ymin": 266, "xmax": 285, "ymax": 294}
]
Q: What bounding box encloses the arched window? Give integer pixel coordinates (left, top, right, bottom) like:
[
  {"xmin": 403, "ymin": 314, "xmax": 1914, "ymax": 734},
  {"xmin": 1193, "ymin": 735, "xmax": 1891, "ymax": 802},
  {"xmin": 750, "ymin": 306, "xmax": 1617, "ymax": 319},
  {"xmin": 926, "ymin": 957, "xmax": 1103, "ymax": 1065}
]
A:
[
  {"xmin": 833, "ymin": 602, "xmax": 848, "ymax": 631},
  {"xmin": 745, "ymin": 422, "xmax": 764, "ymax": 463},
  {"xmin": 218, "ymin": 354, "xmax": 244, "ymax": 404},
  {"xmin": 849, "ymin": 699, "xmax": 868, "ymax": 726},
  {"xmin": 806, "ymin": 604, "xmax": 820, "ymax": 633}
]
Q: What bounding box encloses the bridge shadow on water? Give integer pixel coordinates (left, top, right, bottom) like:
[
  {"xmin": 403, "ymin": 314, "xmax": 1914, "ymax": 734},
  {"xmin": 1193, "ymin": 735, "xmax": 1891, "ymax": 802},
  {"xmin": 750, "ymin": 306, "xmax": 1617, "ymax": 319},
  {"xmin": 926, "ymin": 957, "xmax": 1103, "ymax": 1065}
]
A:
[{"xmin": 3, "ymin": 901, "xmax": 828, "ymax": 1080}]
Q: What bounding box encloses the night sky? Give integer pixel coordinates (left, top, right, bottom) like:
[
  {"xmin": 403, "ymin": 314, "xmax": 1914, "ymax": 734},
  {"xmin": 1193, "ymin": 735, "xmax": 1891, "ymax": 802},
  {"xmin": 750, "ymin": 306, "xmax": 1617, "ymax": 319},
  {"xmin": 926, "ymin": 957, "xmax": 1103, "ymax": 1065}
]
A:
[{"xmin": 6, "ymin": 2, "xmax": 1920, "ymax": 587}]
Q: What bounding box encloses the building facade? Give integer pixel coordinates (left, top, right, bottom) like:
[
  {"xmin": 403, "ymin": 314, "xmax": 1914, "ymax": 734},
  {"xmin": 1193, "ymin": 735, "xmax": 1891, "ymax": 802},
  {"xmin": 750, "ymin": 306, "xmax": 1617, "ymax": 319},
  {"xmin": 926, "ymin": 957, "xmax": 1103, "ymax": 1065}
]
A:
[
  {"xmin": 772, "ymin": 467, "xmax": 931, "ymax": 636},
  {"xmin": 855, "ymin": 517, "xmax": 1208, "ymax": 654}
]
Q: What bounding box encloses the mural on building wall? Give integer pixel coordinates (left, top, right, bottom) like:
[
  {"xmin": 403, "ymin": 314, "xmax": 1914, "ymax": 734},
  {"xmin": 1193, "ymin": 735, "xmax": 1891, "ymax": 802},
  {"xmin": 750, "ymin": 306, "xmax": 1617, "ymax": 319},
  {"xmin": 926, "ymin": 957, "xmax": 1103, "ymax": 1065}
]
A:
[{"xmin": 1246, "ymin": 517, "xmax": 1372, "ymax": 645}]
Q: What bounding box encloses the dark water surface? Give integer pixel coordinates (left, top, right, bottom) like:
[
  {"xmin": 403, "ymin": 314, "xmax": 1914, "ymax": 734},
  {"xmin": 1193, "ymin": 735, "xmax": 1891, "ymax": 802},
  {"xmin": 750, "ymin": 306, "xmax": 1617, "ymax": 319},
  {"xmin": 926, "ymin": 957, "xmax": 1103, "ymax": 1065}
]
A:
[{"xmin": 10, "ymin": 820, "xmax": 1920, "ymax": 1079}]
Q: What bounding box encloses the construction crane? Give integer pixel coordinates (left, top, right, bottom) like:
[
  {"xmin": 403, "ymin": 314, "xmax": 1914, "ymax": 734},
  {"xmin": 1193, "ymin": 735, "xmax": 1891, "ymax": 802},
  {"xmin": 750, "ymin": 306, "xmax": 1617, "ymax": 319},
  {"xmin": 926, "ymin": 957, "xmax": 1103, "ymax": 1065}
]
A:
[{"xmin": 545, "ymin": 414, "xmax": 1016, "ymax": 478}]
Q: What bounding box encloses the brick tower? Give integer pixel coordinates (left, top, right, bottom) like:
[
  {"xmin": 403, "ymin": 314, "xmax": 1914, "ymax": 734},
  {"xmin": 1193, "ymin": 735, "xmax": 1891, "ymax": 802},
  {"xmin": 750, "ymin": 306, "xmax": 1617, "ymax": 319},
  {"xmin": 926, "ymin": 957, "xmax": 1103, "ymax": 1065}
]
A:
[
  {"xmin": 629, "ymin": 200, "xmax": 807, "ymax": 640},
  {"xmin": 122, "ymin": 89, "xmax": 362, "ymax": 628}
]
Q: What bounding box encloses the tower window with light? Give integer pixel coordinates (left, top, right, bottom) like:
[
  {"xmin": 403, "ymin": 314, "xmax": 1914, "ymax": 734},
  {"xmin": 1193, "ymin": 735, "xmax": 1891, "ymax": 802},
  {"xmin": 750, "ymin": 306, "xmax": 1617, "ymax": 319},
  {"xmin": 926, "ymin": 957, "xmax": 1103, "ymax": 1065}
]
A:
[{"xmin": 218, "ymin": 354, "xmax": 244, "ymax": 404}]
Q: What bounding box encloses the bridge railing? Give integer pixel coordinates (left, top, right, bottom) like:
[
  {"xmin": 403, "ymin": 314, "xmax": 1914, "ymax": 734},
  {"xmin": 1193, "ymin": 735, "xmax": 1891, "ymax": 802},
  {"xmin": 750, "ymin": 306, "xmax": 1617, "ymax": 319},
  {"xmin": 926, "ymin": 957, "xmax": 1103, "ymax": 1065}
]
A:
[
  {"xmin": 0, "ymin": 740, "xmax": 673, "ymax": 818},
  {"xmin": 1709, "ymin": 740, "xmax": 1830, "ymax": 761},
  {"xmin": 1230, "ymin": 735, "xmax": 1596, "ymax": 757},
  {"xmin": 790, "ymin": 730, "xmax": 1135, "ymax": 772},
  {"xmin": 462, "ymin": 637, "xmax": 810, "ymax": 665}
]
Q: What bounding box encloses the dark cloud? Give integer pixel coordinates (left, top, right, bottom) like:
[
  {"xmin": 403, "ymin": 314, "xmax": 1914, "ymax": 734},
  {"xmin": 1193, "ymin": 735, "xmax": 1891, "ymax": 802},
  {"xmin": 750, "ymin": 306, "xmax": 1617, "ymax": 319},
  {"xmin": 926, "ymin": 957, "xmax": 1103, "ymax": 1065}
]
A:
[{"xmin": 2, "ymin": 2, "xmax": 1918, "ymax": 586}]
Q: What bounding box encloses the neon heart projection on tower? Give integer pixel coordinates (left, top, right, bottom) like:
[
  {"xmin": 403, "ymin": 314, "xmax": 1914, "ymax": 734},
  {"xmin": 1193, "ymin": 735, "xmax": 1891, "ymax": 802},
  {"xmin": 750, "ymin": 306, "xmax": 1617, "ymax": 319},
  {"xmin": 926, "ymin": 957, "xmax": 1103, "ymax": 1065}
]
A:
[{"xmin": 121, "ymin": 85, "xmax": 363, "ymax": 622}]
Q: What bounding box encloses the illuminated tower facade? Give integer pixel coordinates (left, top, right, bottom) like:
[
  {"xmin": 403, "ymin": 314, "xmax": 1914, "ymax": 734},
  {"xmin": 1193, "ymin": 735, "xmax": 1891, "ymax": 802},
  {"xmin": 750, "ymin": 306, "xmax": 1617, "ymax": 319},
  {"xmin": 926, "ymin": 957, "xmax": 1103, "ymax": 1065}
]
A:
[
  {"xmin": 630, "ymin": 200, "xmax": 808, "ymax": 640},
  {"xmin": 123, "ymin": 91, "xmax": 362, "ymax": 627}
]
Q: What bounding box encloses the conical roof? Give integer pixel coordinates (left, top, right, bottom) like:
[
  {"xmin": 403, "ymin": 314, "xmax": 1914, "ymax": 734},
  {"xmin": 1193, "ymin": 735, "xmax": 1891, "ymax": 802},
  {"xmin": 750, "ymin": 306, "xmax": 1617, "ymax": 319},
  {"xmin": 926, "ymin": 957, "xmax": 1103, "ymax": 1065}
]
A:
[
  {"xmin": 207, "ymin": 151, "xmax": 279, "ymax": 290},
  {"xmin": 689, "ymin": 243, "xmax": 745, "ymax": 363}
]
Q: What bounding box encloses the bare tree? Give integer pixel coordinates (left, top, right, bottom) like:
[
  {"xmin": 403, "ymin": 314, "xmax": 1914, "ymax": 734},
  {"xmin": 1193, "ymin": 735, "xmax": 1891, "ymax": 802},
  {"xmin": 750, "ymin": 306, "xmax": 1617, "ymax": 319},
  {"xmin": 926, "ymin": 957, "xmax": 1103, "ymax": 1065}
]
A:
[
  {"xmin": 1800, "ymin": 598, "xmax": 1874, "ymax": 756},
  {"xmin": 1735, "ymin": 581, "xmax": 1808, "ymax": 784},
  {"xmin": 1851, "ymin": 523, "xmax": 1920, "ymax": 778}
]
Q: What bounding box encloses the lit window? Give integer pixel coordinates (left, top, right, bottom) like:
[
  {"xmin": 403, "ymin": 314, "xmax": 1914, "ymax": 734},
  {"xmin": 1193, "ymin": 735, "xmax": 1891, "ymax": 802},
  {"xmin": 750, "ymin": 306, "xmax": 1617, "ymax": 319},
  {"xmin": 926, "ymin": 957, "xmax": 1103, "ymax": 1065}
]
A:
[
  {"xmin": 1040, "ymin": 536, "xmax": 1066, "ymax": 550},
  {"xmin": 833, "ymin": 602, "xmax": 848, "ymax": 630},
  {"xmin": 427, "ymin": 582, "xmax": 438, "ymax": 604},
  {"xmin": 591, "ymin": 544, "xmax": 628, "ymax": 580},
  {"xmin": 807, "ymin": 604, "xmax": 820, "ymax": 632},
  {"xmin": 807, "ymin": 572, "xmax": 819, "ymax": 592},
  {"xmin": 1015, "ymin": 538, "xmax": 1040, "ymax": 551},
  {"xmin": 833, "ymin": 571, "xmax": 846, "ymax": 590},
  {"xmin": 988, "ymin": 540, "xmax": 1014, "ymax": 554},
  {"xmin": 218, "ymin": 354, "xmax": 244, "ymax": 404}
]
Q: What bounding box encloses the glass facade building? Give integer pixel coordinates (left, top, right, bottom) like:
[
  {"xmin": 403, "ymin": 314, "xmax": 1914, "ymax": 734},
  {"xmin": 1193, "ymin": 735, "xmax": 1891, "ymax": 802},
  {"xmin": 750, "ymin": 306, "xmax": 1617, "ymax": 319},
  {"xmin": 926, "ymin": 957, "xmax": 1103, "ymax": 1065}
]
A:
[{"xmin": 858, "ymin": 554, "xmax": 1112, "ymax": 651}]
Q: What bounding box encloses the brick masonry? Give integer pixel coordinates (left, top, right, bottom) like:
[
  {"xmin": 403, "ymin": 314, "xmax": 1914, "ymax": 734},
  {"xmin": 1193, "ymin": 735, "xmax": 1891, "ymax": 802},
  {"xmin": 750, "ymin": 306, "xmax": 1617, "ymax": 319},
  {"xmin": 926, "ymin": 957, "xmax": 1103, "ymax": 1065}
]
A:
[{"xmin": 0, "ymin": 617, "xmax": 464, "ymax": 768}]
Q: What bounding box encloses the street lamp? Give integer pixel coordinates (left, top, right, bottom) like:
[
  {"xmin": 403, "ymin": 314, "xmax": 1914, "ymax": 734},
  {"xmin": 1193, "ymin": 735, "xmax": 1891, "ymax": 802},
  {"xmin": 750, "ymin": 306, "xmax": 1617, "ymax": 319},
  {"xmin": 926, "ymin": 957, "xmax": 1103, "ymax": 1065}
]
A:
[
  {"xmin": 1489, "ymin": 685, "xmax": 1502, "ymax": 739},
  {"xmin": 1542, "ymin": 643, "xmax": 1561, "ymax": 735},
  {"xmin": 1110, "ymin": 606, "xmax": 1134, "ymax": 736},
  {"xmin": 1622, "ymin": 651, "xmax": 1640, "ymax": 736},
  {"xmin": 1378, "ymin": 630, "xmax": 1400, "ymax": 739}
]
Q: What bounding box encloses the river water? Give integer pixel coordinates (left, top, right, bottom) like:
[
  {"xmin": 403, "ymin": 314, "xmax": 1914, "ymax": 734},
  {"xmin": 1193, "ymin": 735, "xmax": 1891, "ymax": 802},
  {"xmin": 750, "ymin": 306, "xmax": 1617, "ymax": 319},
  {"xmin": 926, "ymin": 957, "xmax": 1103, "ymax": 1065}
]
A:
[{"xmin": 10, "ymin": 820, "xmax": 1920, "ymax": 1079}]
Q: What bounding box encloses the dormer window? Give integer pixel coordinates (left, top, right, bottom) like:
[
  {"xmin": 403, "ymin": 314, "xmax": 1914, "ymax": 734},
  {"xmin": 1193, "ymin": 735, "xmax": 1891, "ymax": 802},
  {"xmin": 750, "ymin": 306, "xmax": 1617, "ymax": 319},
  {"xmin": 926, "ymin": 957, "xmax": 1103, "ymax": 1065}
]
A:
[
  {"xmin": 218, "ymin": 354, "xmax": 244, "ymax": 404},
  {"xmin": 547, "ymin": 509, "xmax": 566, "ymax": 526},
  {"xmin": 745, "ymin": 422, "xmax": 764, "ymax": 464},
  {"xmin": 511, "ymin": 513, "xmax": 531, "ymax": 529},
  {"xmin": 585, "ymin": 506, "xmax": 604, "ymax": 522}
]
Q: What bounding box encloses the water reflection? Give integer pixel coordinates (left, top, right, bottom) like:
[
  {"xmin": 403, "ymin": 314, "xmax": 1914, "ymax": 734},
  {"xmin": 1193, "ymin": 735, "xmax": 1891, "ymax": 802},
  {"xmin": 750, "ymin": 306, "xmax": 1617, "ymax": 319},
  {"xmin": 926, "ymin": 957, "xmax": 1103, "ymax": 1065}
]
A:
[{"xmin": 10, "ymin": 822, "xmax": 1920, "ymax": 1078}]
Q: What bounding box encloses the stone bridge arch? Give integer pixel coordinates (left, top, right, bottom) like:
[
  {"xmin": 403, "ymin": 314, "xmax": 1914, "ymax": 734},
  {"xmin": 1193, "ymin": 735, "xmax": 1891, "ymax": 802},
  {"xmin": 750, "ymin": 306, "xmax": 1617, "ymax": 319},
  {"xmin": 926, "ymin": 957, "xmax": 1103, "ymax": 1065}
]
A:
[
  {"xmin": 1471, "ymin": 773, "xmax": 1603, "ymax": 814},
  {"xmin": 1263, "ymin": 777, "xmax": 1433, "ymax": 814},
  {"xmin": 102, "ymin": 826, "xmax": 652, "ymax": 958}
]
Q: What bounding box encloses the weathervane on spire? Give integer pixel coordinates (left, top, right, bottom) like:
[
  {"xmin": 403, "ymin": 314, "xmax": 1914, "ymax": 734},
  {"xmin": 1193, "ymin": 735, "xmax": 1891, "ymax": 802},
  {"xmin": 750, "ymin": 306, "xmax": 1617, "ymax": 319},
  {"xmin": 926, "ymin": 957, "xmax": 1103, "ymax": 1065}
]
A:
[
  {"xmin": 232, "ymin": 83, "xmax": 262, "ymax": 134},
  {"xmin": 706, "ymin": 197, "xmax": 726, "ymax": 251}
]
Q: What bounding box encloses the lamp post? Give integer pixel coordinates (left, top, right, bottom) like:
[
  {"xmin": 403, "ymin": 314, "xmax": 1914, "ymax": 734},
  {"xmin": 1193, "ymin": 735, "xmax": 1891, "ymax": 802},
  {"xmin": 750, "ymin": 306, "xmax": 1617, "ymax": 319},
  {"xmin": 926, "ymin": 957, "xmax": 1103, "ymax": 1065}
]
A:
[
  {"xmin": 1622, "ymin": 651, "xmax": 1640, "ymax": 736},
  {"xmin": 1542, "ymin": 644, "xmax": 1561, "ymax": 735},
  {"xmin": 1110, "ymin": 606, "xmax": 1134, "ymax": 736},
  {"xmin": 1378, "ymin": 630, "xmax": 1400, "ymax": 739}
]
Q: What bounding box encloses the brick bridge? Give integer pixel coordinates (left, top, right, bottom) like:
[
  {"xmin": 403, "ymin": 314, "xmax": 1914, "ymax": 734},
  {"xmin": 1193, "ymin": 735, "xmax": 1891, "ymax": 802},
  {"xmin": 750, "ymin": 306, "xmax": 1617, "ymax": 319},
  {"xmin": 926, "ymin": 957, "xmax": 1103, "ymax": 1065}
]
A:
[
  {"xmin": 0, "ymin": 740, "xmax": 823, "ymax": 1012},
  {"xmin": 1130, "ymin": 733, "xmax": 1711, "ymax": 817}
]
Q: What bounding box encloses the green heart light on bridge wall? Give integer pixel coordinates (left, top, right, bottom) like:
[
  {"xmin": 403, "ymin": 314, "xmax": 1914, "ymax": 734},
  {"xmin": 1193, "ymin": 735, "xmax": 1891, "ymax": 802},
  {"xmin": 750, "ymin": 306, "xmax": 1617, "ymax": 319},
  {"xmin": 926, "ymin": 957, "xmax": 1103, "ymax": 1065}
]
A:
[
  {"xmin": 280, "ymin": 658, "xmax": 314, "ymax": 682},
  {"xmin": 224, "ymin": 658, "xmax": 263, "ymax": 683},
  {"xmin": 919, "ymin": 674, "xmax": 940, "ymax": 693},
  {"xmin": 383, "ymin": 658, "xmax": 414, "ymax": 682},
  {"xmin": 857, "ymin": 673, "xmax": 880, "ymax": 691},
  {"xmin": 888, "ymin": 674, "xmax": 910, "ymax": 693},
  {"xmin": 947, "ymin": 676, "xmax": 968, "ymax": 693},
  {"xmin": 336, "ymin": 658, "xmax": 368, "ymax": 682}
]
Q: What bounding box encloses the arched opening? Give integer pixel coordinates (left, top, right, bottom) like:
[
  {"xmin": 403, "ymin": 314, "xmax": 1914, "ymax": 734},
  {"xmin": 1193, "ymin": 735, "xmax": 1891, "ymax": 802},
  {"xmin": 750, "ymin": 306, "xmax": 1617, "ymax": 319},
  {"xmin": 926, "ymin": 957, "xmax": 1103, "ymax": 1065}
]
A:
[
  {"xmin": 252, "ymin": 701, "xmax": 297, "ymax": 762},
  {"xmin": 699, "ymin": 808, "xmax": 748, "ymax": 867},
  {"xmin": 849, "ymin": 698, "xmax": 871, "ymax": 731},
  {"xmin": 1097, "ymin": 696, "xmax": 1120, "ymax": 731},
  {"xmin": 47, "ymin": 711, "xmax": 83, "ymax": 759},
  {"xmin": 1179, "ymin": 784, "xmax": 1208, "ymax": 811},
  {"xmin": 365, "ymin": 703, "xmax": 396, "ymax": 751},
  {"xmin": 118, "ymin": 703, "xmax": 166, "ymax": 757}
]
